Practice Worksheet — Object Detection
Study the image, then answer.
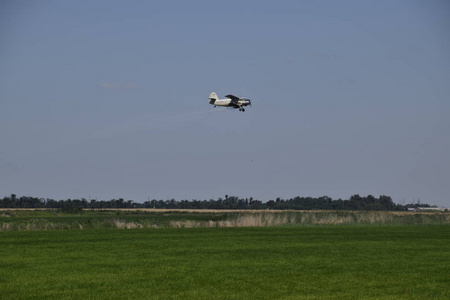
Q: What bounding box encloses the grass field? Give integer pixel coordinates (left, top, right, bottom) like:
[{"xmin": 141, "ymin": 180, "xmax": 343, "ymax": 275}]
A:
[{"xmin": 1, "ymin": 219, "xmax": 449, "ymax": 299}]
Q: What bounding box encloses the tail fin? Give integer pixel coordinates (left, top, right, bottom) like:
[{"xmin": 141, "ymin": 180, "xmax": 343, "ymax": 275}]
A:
[{"xmin": 209, "ymin": 92, "xmax": 219, "ymax": 104}]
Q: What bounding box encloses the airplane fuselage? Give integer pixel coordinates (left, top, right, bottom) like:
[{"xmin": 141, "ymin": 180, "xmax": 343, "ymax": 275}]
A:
[{"xmin": 211, "ymin": 99, "xmax": 250, "ymax": 107}]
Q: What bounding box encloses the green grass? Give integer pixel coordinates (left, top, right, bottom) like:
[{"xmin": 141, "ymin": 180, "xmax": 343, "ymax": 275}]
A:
[{"xmin": 1, "ymin": 225, "xmax": 449, "ymax": 299}]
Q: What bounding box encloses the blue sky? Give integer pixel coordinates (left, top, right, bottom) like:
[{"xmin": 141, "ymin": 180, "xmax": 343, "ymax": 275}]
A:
[{"xmin": 1, "ymin": 0, "xmax": 449, "ymax": 206}]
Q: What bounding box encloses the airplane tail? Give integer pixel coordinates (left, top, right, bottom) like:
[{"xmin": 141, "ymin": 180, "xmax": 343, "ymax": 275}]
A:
[{"xmin": 209, "ymin": 92, "xmax": 219, "ymax": 104}]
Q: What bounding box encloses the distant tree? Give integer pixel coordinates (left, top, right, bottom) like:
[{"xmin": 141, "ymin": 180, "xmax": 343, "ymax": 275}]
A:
[{"xmin": 0, "ymin": 193, "xmax": 434, "ymax": 211}]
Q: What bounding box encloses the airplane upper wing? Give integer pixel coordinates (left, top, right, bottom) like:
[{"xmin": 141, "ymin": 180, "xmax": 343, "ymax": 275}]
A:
[{"xmin": 225, "ymin": 94, "xmax": 240, "ymax": 102}]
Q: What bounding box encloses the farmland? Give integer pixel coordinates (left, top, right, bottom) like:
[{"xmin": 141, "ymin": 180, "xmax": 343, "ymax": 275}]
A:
[{"xmin": 1, "ymin": 210, "xmax": 449, "ymax": 299}]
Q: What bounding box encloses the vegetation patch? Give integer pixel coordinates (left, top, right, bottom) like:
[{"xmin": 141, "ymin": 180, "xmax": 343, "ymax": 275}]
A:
[{"xmin": 1, "ymin": 210, "xmax": 449, "ymax": 231}]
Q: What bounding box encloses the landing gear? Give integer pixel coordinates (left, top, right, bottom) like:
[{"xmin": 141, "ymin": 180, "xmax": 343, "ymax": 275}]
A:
[{"xmin": 239, "ymin": 107, "xmax": 245, "ymax": 112}]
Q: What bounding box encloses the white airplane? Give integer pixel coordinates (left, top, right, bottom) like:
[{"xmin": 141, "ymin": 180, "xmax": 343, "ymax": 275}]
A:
[{"xmin": 208, "ymin": 92, "xmax": 252, "ymax": 112}]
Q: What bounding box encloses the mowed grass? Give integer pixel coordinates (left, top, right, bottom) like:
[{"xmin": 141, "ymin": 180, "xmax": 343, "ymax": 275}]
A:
[{"xmin": 1, "ymin": 225, "xmax": 449, "ymax": 299}]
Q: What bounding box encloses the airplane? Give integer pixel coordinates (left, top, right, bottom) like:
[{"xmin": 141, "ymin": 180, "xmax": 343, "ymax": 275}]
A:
[{"xmin": 208, "ymin": 92, "xmax": 252, "ymax": 112}]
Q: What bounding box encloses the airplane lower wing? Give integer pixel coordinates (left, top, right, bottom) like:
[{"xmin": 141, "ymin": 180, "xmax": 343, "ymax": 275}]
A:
[{"xmin": 225, "ymin": 94, "xmax": 240, "ymax": 106}]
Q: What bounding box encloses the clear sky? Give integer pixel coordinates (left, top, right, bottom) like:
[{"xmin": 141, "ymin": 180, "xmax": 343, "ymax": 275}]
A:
[{"xmin": 1, "ymin": 0, "xmax": 449, "ymax": 207}]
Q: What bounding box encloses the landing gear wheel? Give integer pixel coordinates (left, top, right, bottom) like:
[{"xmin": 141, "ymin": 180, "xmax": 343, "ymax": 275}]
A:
[{"xmin": 242, "ymin": 108, "xmax": 245, "ymax": 112}]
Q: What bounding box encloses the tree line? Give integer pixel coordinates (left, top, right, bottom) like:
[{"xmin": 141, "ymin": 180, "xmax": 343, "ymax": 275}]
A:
[{"xmin": 0, "ymin": 194, "xmax": 436, "ymax": 211}]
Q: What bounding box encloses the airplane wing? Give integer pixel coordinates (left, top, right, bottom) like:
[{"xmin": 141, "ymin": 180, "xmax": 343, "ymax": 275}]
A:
[{"xmin": 225, "ymin": 94, "xmax": 240, "ymax": 102}]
